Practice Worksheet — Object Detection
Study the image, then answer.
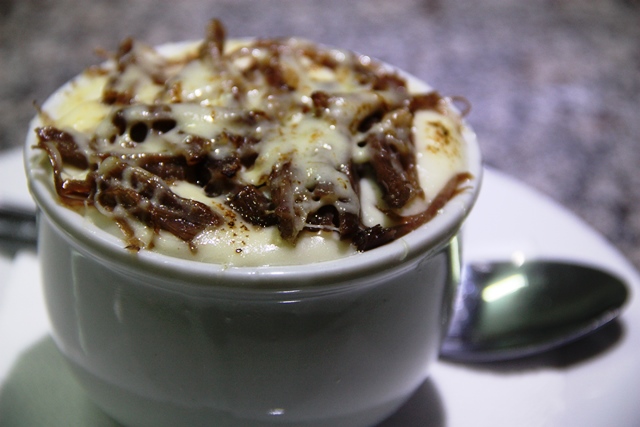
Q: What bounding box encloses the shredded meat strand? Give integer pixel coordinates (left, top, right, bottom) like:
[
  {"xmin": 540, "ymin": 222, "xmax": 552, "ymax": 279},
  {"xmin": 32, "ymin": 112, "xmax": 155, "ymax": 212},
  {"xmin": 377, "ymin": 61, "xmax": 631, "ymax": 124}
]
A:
[
  {"xmin": 354, "ymin": 172, "xmax": 473, "ymax": 251},
  {"xmin": 96, "ymin": 160, "xmax": 221, "ymax": 247},
  {"xmin": 227, "ymin": 185, "xmax": 277, "ymax": 227},
  {"xmin": 269, "ymin": 162, "xmax": 307, "ymax": 242},
  {"xmin": 35, "ymin": 126, "xmax": 94, "ymax": 205},
  {"xmin": 366, "ymin": 109, "xmax": 423, "ymax": 209}
]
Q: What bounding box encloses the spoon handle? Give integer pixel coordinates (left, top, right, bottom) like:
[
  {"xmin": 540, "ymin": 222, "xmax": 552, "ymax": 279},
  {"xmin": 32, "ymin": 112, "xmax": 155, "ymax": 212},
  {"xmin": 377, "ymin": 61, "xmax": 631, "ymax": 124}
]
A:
[{"xmin": 0, "ymin": 205, "xmax": 37, "ymax": 245}]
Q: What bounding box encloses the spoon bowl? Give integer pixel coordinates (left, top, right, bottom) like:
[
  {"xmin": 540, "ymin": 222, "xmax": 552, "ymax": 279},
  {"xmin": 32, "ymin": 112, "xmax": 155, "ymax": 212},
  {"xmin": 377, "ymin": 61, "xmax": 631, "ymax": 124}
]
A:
[{"xmin": 440, "ymin": 260, "xmax": 629, "ymax": 362}]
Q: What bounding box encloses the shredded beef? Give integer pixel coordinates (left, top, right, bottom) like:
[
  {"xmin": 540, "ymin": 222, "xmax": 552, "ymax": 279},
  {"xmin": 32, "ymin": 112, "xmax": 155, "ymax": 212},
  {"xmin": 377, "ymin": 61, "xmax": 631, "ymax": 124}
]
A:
[
  {"xmin": 354, "ymin": 172, "xmax": 473, "ymax": 251},
  {"xmin": 269, "ymin": 162, "xmax": 307, "ymax": 242},
  {"xmin": 35, "ymin": 126, "xmax": 94, "ymax": 205},
  {"xmin": 354, "ymin": 224, "xmax": 399, "ymax": 252},
  {"xmin": 96, "ymin": 160, "xmax": 221, "ymax": 247},
  {"xmin": 133, "ymin": 154, "xmax": 196, "ymax": 183},
  {"xmin": 227, "ymin": 185, "xmax": 277, "ymax": 227},
  {"xmin": 366, "ymin": 109, "xmax": 422, "ymax": 209},
  {"xmin": 36, "ymin": 126, "xmax": 89, "ymax": 170}
]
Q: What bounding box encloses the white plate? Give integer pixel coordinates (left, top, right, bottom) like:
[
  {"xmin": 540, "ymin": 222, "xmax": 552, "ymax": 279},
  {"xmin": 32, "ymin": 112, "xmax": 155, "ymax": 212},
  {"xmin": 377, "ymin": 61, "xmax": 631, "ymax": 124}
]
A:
[{"xmin": 1, "ymin": 158, "xmax": 639, "ymax": 426}]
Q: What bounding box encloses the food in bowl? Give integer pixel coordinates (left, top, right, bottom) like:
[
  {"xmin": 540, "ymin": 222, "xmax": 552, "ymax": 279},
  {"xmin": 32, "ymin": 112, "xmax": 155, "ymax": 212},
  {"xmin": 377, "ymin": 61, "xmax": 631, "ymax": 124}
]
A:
[
  {"xmin": 31, "ymin": 19, "xmax": 473, "ymax": 267},
  {"xmin": 25, "ymin": 19, "xmax": 482, "ymax": 427}
]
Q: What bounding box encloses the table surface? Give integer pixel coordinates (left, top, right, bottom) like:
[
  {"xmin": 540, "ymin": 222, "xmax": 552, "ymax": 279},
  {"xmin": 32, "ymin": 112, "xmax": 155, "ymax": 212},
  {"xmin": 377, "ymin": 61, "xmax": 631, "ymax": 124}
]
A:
[{"xmin": 2, "ymin": 0, "xmax": 639, "ymax": 270}]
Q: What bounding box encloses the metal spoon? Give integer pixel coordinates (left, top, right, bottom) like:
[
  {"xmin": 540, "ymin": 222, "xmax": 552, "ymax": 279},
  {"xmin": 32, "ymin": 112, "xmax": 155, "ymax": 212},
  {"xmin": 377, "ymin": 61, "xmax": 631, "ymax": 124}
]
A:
[
  {"xmin": 0, "ymin": 207, "xmax": 630, "ymax": 362},
  {"xmin": 440, "ymin": 260, "xmax": 629, "ymax": 362},
  {"xmin": 0, "ymin": 205, "xmax": 38, "ymax": 253}
]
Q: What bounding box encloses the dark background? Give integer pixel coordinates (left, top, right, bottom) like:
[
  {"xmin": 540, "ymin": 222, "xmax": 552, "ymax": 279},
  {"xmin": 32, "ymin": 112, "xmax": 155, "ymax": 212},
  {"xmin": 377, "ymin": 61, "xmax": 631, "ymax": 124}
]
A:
[{"xmin": 2, "ymin": 0, "xmax": 639, "ymax": 269}]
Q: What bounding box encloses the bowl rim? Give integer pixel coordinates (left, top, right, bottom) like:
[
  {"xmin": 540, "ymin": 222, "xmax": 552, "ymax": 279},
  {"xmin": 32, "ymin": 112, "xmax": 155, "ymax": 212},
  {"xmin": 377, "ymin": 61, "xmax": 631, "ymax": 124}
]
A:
[{"xmin": 24, "ymin": 39, "xmax": 483, "ymax": 291}]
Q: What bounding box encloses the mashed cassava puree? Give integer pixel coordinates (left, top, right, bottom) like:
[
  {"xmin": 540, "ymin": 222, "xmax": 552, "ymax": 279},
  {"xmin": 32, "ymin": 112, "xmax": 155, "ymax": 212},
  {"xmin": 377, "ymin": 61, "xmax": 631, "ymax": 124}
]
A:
[{"xmin": 32, "ymin": 19, "xmax": 473, "ymax": 266}]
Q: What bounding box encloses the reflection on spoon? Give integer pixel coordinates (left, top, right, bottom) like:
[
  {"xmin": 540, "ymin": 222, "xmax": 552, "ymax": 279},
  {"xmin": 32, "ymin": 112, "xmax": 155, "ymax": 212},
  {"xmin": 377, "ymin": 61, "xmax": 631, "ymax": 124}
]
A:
[{"xmin": 440, "ymin": 260, "xmax": 629, "ymax": 363}]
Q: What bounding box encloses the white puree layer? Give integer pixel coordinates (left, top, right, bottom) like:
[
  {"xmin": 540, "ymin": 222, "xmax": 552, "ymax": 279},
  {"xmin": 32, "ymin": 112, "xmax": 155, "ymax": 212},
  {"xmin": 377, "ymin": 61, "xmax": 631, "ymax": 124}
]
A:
[{"xmin": 37, "ymin": 39, "xmax": 469, "ymax": 266}]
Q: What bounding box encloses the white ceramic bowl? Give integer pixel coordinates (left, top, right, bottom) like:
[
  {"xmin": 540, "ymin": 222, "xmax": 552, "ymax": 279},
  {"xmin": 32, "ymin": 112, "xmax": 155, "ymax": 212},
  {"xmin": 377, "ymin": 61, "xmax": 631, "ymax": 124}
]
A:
[{"xmin": 24, "ymin": 41, "xmax": 482, "ymax": 427}]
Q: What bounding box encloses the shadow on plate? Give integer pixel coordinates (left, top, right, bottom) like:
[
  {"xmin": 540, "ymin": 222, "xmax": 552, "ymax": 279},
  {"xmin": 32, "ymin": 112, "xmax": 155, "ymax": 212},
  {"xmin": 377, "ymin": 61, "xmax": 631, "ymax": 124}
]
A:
[
  {"xmin": 0, "ymin": 337, "xmax": 120, "ymax": 427},
  {"xmin": 376, "ymin": 378, "xmax": 445, "ymax": 427},
  {"xmin": 0, "ymin": 243, "xmax": 36, "ymax": 262},
  {"xmin": 442, "ymin": 319, "xmax": 626, "ymax": 373},
  {"xmin": 0, "ymin": 336, "xmax": 446, "ymax": 427}
]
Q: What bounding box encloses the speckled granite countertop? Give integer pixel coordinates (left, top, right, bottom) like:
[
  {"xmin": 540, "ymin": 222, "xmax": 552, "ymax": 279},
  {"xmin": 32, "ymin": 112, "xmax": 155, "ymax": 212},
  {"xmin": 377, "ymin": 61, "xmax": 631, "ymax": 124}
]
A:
[{"xmin": 2, "ymin": 0, "xmax": 639, "ymax": 269}]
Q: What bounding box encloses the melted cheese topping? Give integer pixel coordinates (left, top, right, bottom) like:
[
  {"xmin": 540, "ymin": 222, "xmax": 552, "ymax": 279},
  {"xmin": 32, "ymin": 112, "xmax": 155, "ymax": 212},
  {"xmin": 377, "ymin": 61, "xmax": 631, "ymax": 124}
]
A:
[{"xmin": 35, "ymin": 34, "xmax": 469, "ymax": 266}]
